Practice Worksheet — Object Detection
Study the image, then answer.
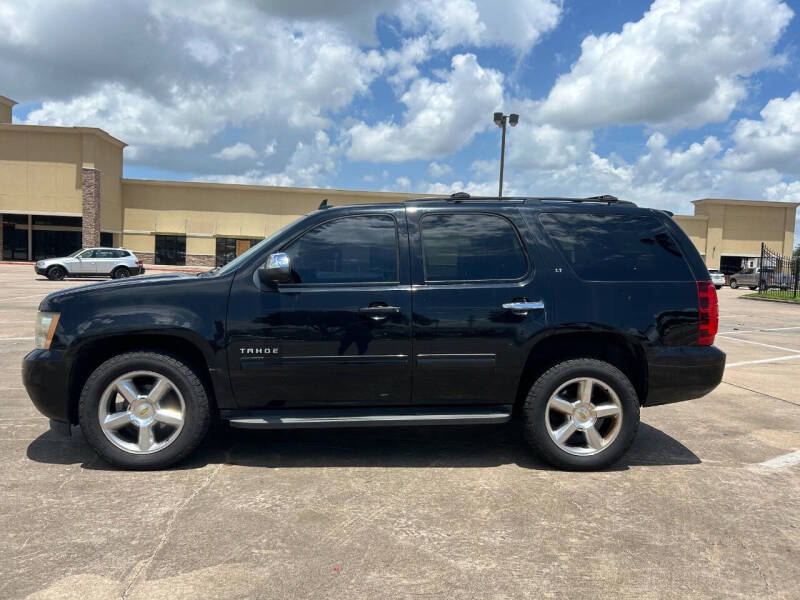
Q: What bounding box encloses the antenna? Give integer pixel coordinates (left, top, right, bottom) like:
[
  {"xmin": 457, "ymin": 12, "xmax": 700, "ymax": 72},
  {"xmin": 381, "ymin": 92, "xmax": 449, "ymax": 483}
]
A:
[{"xmin": 318, "ymin": 198, "xmax": 329, "ymax": 210}]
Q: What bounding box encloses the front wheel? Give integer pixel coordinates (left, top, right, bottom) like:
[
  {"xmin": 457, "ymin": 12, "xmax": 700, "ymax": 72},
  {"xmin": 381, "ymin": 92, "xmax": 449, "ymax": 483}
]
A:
[
  {"xmin": 522, "ymin": 359, "xmax": 640, "ymax": 471},
  {"xmin": 729, "ymin": 279, "xmax": 738, "ymax": 289},
  {"xmin": 79, "ymin": 351, "xmax": 210, "ymax": 469},
  {"xmin": 46, "ymin": 266, "xmax": 66, "ymax": 281}
]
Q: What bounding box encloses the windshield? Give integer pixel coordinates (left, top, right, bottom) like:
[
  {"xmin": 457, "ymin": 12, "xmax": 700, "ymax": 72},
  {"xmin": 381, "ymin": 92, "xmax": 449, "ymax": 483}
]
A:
[{"xmin": 213, "ymin": 216, "xmax": 305, "ymax": 277}]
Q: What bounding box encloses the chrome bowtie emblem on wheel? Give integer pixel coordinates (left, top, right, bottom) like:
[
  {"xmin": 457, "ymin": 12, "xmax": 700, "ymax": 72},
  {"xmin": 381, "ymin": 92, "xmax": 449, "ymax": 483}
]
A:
[
  {"xmin": 545, "ymin": 377, "xmax": 623, "ymax": 456},
  {"xmin": 98, "ymin": 371, "xmax": 186, "ymax": 454}
]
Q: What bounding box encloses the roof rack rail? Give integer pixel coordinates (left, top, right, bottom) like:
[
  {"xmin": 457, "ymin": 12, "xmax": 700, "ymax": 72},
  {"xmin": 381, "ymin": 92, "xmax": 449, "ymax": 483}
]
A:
[
  {"xmin": 450, "ymin": 192, "xmax": 470, "ymax": 200},
  {"xmin": 581, "ymin": 195, "xmax": 618, "ymax": 203}
]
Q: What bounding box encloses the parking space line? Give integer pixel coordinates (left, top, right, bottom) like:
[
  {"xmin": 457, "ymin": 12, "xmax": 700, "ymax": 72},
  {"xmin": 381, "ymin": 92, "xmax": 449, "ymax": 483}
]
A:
[
  {"xmin": 726, "ymin": 354, "xmax": 800, "ymax": 368},
  {"xmin": 718, "ymin": 326, "xmax": 800, "ymax": 335},
  {"xmin": 717, "ymin": 337, "xmax": 800, "ymax": 354},
  {"xmin": 0, "ymin": 294, "xmax": 47, "ymax": 302},
  {"xmin": 0, "ymin": 337, "xmax": 34, "ymax": 342},
  {"xmin": 757, "ymin": 450, "xmax": 800, "ymax": 470}
]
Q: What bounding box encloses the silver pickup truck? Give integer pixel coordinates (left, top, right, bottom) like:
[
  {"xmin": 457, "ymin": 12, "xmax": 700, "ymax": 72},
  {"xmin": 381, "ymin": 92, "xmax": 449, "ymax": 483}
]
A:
[{"xmin": 729, "ymin": 267, "xmax": 795, "ymax": 290}]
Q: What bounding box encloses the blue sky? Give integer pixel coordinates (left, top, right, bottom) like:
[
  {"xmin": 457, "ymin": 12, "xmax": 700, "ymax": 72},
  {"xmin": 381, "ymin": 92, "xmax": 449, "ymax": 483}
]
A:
[{"xmin": 2, "ymin": 0, "xmax": 800, "ymax": 235}]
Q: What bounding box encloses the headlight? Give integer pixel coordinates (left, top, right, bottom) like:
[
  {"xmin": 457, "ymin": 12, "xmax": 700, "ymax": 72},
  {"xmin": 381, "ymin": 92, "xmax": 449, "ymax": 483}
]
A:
[{"xmin": 34, "ymin": 312, "xmax": 60, "ymax": 349}]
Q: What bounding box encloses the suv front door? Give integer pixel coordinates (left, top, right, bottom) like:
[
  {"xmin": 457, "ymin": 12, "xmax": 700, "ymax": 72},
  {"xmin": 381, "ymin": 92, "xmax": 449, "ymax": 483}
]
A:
[
  {"xmin": 226, "ymin": 209, "xmax": 412, "ymax": 408},
  {"xmin": 70, "ymin": 249, "xmax": 97, "ymax": 274},
  {"xmin": 408, "ymin": 206, "xmax": 547, "ymax": 406}
]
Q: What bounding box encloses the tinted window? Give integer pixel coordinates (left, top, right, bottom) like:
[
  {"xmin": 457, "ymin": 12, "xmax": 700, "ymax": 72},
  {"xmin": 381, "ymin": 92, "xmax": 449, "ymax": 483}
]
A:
[
  {"xmin": 116, "ymin": 250, "xmax": 131, "ymax": 258},
  {"xmin": 539, "ymin": 213, "xmax": 692, "ymax": 281},
  {"xmin": 95, "ymin": 249, "xmax": 116, "ymax": 259},
  {"xmin": 155, "ymin": 235, "xmax": 186, "ymax": 265},
  {"xmin": 421, "ymin": 213, "xmax": 528, "ymax": 282},
  {"xmin": 283, "ymin": 215, "xmax": 398, "ymax": 284}
]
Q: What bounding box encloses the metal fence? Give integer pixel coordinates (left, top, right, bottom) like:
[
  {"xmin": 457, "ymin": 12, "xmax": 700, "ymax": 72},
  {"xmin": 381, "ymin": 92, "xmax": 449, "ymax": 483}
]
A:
[{"xmin": 758, "ymin": 243, "xmax": 799, "ymax": 300}]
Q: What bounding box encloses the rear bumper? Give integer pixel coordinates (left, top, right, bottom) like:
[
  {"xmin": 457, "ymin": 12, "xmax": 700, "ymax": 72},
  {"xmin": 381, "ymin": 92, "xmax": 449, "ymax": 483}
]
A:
[
  {"xmin": 644, "ymin": 345, "xmax": 725, "ymax": 406},
  {"xmin": 22, "ymin": 349, "xmax": 72, "ymax": 423},
  {"xmin": 131, "ymin": 265, "xmax": 145, "ymax": 275}
]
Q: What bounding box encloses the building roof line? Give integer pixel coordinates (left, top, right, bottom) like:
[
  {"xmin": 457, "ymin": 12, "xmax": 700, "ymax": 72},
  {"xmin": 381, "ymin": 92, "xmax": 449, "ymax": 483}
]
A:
[
  {"xmin": 0, "ymin": 95, "xmax": 17, "ymax": 108},
  {"xmin": 693, "ymin": 197, "xmax": 800, "ymax": 209},
  {"xmin": 0, "ymin": 123, "xmax": 127, "ymax": 148},
  {"xmin": 121, "ymin": 178, "xmax": 442, "ymax": 198}
]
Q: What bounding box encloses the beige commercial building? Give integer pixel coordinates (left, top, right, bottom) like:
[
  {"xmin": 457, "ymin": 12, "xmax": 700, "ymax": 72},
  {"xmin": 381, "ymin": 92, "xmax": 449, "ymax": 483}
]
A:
[{"xmin": 1, "ymin": 93, "xmax": 797, "ymax": 271}]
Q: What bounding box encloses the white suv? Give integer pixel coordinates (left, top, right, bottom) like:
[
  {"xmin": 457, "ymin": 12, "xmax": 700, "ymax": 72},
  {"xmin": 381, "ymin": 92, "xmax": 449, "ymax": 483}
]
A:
[{"xmin": 35, "ymin": 248, "xmax": 145, "ymax": 281}]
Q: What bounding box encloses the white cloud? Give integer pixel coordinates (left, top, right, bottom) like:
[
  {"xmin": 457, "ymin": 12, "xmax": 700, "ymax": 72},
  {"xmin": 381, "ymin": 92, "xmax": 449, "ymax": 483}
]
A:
[
  {"xmin": 12, "ymin": 0, "xmax": 384, "ymax": 174},
  {"xmin": 427, "ymin": 162, "xmax": 452, "ymax": 178},
  {"xmin": 213, "ymin": 142, "xmax": 257, "ymax": 160},
  {"xmin": 264, "ymin": 141, "xmax": 277, "ymax": 157},
  {"xmin": 202, "ymin": 130, "xmax": 339, "ymax": 188},
  {"xmin": 395, "ymin": 176, "xmax": 412, "ymax": 189},
  {"xmin": 721, "ymin": 92, "xmax": 800, "ymax": 174},
  {"xmin": 538, "ymin": 0, "xmax": 793, "ymax": 130},
  {"xmin": 396, "ymin": 0, "xmax": 562, "ymax": 56},
  {"xmin": 347, "ymin": 53, "xmax": 503, "ymax": 161},
  {"xmin": 507, "ymin": 122, "xmax": 593, "ymax": 170}
]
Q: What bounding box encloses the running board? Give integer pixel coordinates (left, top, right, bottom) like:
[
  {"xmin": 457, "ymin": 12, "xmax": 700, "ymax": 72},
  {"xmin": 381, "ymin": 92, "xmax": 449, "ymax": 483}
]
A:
[{"xmin": 221, "ymin": 405, "xmax": 512, "ymax": 429}]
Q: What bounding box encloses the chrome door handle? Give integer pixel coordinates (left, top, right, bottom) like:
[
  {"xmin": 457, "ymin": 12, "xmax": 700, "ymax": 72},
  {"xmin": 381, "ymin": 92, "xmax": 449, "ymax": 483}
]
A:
[{"xmin": 502, "ymin": 301, "xmax": 545, "ymax": 314}]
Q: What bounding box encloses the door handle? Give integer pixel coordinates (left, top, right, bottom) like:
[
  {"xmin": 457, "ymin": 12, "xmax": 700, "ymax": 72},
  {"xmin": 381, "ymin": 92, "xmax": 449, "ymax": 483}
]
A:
[
  {"xmin": 359, "ymin": 305, "xmax": 401, "ymax": 321},
  {"xmin": 502, "ymin": 300, "xmax": 545, "ymax": 315}
]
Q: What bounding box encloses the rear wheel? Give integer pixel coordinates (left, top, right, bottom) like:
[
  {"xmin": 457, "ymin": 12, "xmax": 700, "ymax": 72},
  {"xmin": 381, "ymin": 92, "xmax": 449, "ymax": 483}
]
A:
[
  {"xmin": 729, "ymin": 278, "xmax": 738, "ymax": 289},
  {"xmin": 79, "ymin": 351, "xmax": 210, "ymax": 469},
  {"xmin": 46, "ymin": 266, "xmax": 66, "ymax": 281},
  {"xmin": 714, "ymin": 285, "xmax": 722, "ymax": 290},
  {"xmin": 522, "ymin": 359, "xmax": 640, "ymax": 471},
  {"xmin": 112, "ymin": 266, "xmax": 130, "ymax": 279}
]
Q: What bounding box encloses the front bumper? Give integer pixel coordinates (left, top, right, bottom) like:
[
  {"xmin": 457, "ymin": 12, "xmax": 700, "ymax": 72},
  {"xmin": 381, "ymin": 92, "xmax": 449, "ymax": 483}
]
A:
[
  {"xmin": 34, "ymin": 265, "xmax": 47, "ymax": 276},
  {"xmin": 22, "ymin": 349, "xmax": 72, "ymax": 423},
  {"xmin": 645, "ymin": 345, "xmax": 726, "ymax": 406}
]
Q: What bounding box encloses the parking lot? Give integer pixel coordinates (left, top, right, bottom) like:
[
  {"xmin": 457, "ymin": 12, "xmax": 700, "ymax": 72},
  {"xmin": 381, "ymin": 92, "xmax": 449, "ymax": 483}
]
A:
[{"xmin": 1, "ymin": 262, "xmax": 798, "ymax": 599}]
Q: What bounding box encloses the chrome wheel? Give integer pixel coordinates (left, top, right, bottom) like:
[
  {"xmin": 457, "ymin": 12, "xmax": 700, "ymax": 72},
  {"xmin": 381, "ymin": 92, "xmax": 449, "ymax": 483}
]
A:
[
  {"xmin": 97, "ymin": 371, "xmax": 185, "ymax": 454},
  {"xmin": 545, "ymin": 377, "xmax": 623, "ymax": 456}
]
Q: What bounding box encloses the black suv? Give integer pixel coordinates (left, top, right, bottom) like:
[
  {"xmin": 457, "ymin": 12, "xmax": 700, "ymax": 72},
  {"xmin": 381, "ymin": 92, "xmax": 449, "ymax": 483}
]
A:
[{"xmin": 23, "ymin": 195, "xmax": 724, "ymax": 470}]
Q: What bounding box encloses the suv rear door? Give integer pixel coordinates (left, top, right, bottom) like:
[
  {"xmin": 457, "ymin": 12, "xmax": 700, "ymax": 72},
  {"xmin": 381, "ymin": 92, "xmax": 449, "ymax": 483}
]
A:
[
  {"xmin": 93, "ymin": 249, "xmax": 119, "ymax": 274},
  {"xmin": 407, "ymin": 204, "xmax": 547, "ymax": 405},
  {"xmin": 226, "ymin": 208, "xmax": 413, "ymax": 408}
]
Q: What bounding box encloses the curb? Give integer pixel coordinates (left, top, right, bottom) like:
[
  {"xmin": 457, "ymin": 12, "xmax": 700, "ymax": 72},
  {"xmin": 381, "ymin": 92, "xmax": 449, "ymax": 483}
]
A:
[{"xmin": 741, "ymin": 294, "xmax": 800, "ymax": 305}]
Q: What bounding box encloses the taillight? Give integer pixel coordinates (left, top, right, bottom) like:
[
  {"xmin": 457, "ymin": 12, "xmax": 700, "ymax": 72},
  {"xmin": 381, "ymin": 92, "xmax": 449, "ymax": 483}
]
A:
[
  {"xmin": 136, "ymin": 260, "xmax": 143, "ymax": 267},
  {"xmin": 697, "ymin": 281, "xmax": 718, "ymax": 345}
]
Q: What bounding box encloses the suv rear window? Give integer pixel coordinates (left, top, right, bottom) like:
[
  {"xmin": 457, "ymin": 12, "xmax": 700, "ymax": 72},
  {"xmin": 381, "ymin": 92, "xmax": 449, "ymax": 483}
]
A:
[
  {"xmin": 539, "ymin": 213, "xmax": 692, "ymax": 282},
  {"xmin": 421, "ymin": 213, "xmax": 528, "ymax": 282}
]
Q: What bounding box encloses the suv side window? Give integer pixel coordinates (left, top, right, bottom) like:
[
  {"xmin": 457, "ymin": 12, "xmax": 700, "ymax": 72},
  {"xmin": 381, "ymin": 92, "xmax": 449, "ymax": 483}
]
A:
[
  {"xmin": 95, "ymin": 249, "xmax": 116, "ymax": 259},
  {"xmin": 115, "ymin": 250, "xmax": 130, "ymax": 258},
  {"xmin": 79, "ymin": 250, "xmax": 97, "ymax": 259},
  {"xmin": 283, "ymin": 215, "xmax": 398, "ymax": 284},
  {"xmin": 421, "ymin": 213, "xmax": 528, "ymax": 282},
  {"xmin": 539, "ymin": 212, "xmax": 692, "ymax": 281}
]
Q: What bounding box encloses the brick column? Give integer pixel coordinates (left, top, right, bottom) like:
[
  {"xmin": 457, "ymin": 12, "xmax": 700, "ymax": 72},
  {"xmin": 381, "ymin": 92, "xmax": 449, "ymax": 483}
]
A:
[{"xmin": 81, "ymin": 168, "xmax": 101, "ymax": 248}]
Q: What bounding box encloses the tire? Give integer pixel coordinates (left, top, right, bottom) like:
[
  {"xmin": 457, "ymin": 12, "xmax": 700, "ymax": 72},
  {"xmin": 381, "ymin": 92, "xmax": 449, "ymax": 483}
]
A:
[
  {"xmin": 750, "ymin": 286, "xmax": 757, "ymax": 291},
  {"xmin": 714, "ymin": 285, "xmax": 722, "ymax": 290},
  {"xmin": 729, "ymin": 279, "xmax": 738, "ymax": 289},
  {"xmin": 79, "ymin": 351, "xmax": 210, "ymax": 469},
  {"xmin": 112, "ymin": 266, "xmax": 130, "ymax": 279},
  {"xmin": 46, "ymin": 266, "xmax": 66, "ymax": 281},
  {"xmin": 522, "ymin": 359, "xmax": 640, "ymax": 471}
]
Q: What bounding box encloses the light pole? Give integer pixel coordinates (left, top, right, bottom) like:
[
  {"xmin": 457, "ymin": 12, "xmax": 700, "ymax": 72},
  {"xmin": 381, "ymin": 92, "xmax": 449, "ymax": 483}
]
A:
[{"xmin": 493, "ymin": 112, "xmax": 519, "ymax": 197}]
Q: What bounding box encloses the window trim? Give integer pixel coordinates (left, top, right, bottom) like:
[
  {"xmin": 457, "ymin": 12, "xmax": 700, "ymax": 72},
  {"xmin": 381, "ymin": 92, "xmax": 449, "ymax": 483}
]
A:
[
  {"xmin": 419, "ymin": 211, "xmax": 531, "ymax": 284},
  {"xmin": 278, "ymin": 213, "xmax": 401, "ymax": 287}
]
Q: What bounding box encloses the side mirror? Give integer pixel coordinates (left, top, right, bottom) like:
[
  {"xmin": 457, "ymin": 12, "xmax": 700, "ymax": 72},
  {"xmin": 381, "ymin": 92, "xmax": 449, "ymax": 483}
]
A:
[{"xmin": 258, "ymin": 252, "xmax": 291, "ymax": 285}]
